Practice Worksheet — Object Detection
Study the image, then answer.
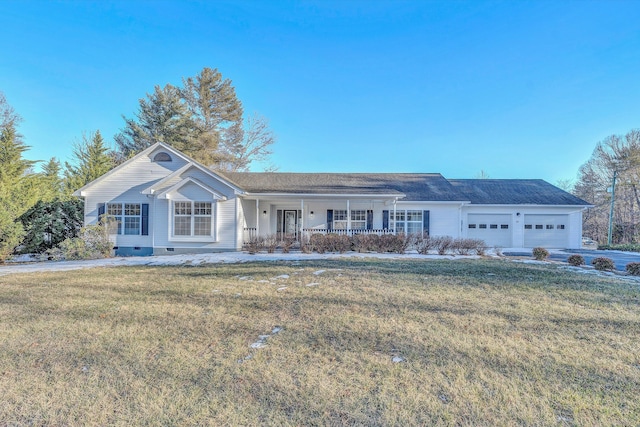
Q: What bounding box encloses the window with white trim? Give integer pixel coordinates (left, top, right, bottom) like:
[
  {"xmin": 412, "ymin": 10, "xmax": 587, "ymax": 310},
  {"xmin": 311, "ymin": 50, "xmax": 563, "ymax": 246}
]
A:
[
  {"xmin": 391, "ymin": 210, "xmax": 423, "ymax": 234},
  {"xmin": 173, "ymin": 201, "xmax": 213, "ymax": 237},
  {"xmin": 107, "ymin": 202, "xmax": 141, "ymax": 235},
  {"xmin": 333, "ymin": 210, "xmax": 348, "ymax": 230},
  {"xmin": 351, "ymin": 210, "xmax": 366, "ymax": 230}
]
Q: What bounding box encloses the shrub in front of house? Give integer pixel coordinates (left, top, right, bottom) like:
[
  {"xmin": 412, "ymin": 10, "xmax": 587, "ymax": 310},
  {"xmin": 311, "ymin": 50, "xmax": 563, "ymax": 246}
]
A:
[
  {"xmin": 377, "ymin": 233, "xmax": 411, "ymax": 254},
  {"xmin": 351, "ymin": 234, "xmax": 374, "ymax": 253},
  {"xmin": 245, "ymin": 236, "xmax": 263, "ymax": 254},
  {"xmin": 472, "ymin": 239, "xmax": 488, "ymax": 256},
  {"xmin": 453, "ymin": 238, "xmax": 480, "ymax": 255},
  {"xmin": 591, "ymin": 257, "xmax": 615, "ymax": 271},
  {"xmin": 50, "ymin": 223, "xmax": 113, "ymax": 260},
  {"xmin": 567, "ymin": 254, "xmax": 585, "ymax": 266},
  {"xmin": 625, "ymin": 262, "xmax": 640, "ymax": 276},
  {"xmin": 263, "ymin": 235, "xmax": 279, "ymax": 253},
  {"xmin": 415, "ymin": 235, "xmax": 435, "ymax": 254},
  {"xmin": 280, "ymin": 236, "xmax": 297, "ymax": 253},
  {"xmin": 532, "ymin": 247, "xmax": 549, "ymax": 260},
  {"xmin": 308, "ymin": 233, "xmax": 325, "ymax": 253},
  {"xmin": 433, "ymin": 236, "xmax": 454, "ymax": 255}
]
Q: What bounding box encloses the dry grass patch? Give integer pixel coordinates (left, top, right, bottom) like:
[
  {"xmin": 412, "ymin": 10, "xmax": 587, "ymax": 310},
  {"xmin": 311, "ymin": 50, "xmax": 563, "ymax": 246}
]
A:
[{"xmin": 0, "ymin": 259, "xmax": 639, "ymax": 425}]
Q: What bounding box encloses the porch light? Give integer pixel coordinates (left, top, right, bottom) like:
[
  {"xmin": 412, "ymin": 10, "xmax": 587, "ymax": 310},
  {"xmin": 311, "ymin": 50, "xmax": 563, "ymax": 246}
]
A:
[
  {"xmin": 309, "ymin": 211, "xmax": 314, "ymax": 218},
  {"xmin": 262, "ymin": 210, "xmax": 267, "ymax": 217}
]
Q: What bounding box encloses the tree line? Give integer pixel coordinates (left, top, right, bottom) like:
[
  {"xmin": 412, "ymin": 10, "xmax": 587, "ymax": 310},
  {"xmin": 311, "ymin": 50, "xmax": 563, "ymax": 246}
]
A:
[
  {"xmin": 573, "ymin": 129, "xmax": 640, "ymax": 245},
  {"xmin": 0, "ymin": 68, "xmax": 275, "ymax": 261}
]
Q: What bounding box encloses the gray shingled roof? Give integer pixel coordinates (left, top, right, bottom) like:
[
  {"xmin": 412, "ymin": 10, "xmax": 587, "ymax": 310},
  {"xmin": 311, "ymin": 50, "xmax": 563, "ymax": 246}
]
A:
[
  {"xmin": 219, "ymin": 172, "xmax": 590, "ymax": 205},
  {"xmin": 221, "ymin": 172, "xmax": 466, "ymax": 201},
  {"xmin": 448, "ymin": 179, "xmax": 590, "ymax": 205}
]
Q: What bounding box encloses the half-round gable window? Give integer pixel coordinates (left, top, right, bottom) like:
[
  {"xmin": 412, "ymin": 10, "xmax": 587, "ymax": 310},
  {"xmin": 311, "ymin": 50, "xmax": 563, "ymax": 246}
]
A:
[{"xmin": 153, "ymin": 152, "xmax": 172, "ymax": 162}]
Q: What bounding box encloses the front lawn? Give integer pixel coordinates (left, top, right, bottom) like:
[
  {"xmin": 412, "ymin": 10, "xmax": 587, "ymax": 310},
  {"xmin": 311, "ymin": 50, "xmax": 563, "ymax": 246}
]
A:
[{"xmin": 1, "ymin": 259, "xmax": 638, "ymax": 425}]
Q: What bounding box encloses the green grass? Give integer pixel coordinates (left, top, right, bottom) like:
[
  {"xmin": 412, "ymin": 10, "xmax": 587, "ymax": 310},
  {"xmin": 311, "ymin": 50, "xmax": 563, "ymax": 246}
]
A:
[{"xmin": 1, "ymin": 259, "xmax": 639, "ymax": 426}]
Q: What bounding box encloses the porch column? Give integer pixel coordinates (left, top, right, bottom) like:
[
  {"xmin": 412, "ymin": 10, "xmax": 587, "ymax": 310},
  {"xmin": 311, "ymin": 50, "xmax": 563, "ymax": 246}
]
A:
[
  {"xmin": 393, "ymin": 199, "xmax": 397, "ymax": 235},
  {"xmin": 256, "ymin": 199, "xmax": 260, "ymax": 237},
  {"xmin": 346, "ymin": 199, "xmax": 351, "ymax": 233},
  {"xmin": 300, "ymin": 199, "xmax": 304, "ymax": 240}
]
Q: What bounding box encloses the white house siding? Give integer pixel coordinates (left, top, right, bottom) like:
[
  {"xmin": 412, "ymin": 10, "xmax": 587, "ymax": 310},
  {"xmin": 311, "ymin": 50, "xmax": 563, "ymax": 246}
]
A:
[
  {"xmin": 395, "ymin": 202, "xmax": 460, "ymax": 238},
  {"xmin": 82, "ymin": 151, "xmax": 190, "ymax": 254},
  {"xmin": 83, "ymin": 149, "xmax": 188, "ymax": 226},
  {"xmin": 151, "ymin": 182, "xmax": 239, "ymax": 254}
]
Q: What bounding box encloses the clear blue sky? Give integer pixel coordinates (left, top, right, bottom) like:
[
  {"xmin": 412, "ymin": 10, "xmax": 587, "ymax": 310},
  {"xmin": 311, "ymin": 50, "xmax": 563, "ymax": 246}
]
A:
[{"xmin": 1, "ymin": 0, "xmax": 639, "ymax": 184}]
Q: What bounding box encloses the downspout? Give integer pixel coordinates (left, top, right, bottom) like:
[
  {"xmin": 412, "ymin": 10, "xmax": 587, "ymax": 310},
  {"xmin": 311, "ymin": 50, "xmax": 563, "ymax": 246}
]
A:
[
  {"xmin": 151, "ymin": 195, "xmax": 156, "ymax": 253},
  {"xmin": 346, "ymin": 199, "xmax": 351, "ymax": 233}
]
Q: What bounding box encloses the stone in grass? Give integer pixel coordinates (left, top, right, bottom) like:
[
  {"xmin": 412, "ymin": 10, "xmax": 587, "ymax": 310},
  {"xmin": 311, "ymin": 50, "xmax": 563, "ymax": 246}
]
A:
[
  {"xmin": 277, "ymin": 286, "xmax": 287, "ymax": 291},
  {"xmin": 272, "ymin": 274, "xmax": 290, "ymax": 280},
  {"xmin": 438, "ymin": 393, "xmax": 452, "ymax": 404},
  {"xmin": 238, "ymin": 276, "xmax": 251, "ymax": 281},
  {"xmin": 250, "ymin": 341, "xmax": 267, "ymax": 349},
  {"xmin": 271, "ymin": 326, "xmax": 283, "ymax": 334},
  {"xmin": 306, "ymin": 282, "xmax": 320, "ymax": 287},
  {"xmin": 313, "ymin": 270, "xmax": 326, "ymax": 275},
  {"xmin": 392, "ymin": 356, "xmax": 405, "ymax": 363}
]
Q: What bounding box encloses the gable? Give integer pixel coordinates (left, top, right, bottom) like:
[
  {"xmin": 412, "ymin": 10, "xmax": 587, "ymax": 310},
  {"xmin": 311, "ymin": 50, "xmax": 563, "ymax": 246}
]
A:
[{"xmin": 74, "ymin": 143, "xmax": 191, "ymax": 197}]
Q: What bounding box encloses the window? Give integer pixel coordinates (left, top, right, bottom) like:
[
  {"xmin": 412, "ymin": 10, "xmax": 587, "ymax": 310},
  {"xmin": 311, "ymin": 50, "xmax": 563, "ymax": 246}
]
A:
[
  {"xmin": 107, "ymin": 203, "xmax": 141, "ymax": 235},
  {"xmin": 490, "ymin": 224, "xmax": 498, "ymax": 229},
  {"xmin": 468, "ymin": 224, "xmax": 476, "ymax": 229},
  {"xmin": 557, "ymin": 224, "xmax": 565, "ymax": 230},
  {"xmin": 153, "ymin": 152, "xmax": 172, "ymax": 162},
  {"xmin": 333, "ymin": 210, "xmax": 348, "ymax": 230},
  {"xmin": 546, "ymin": 224, "xmax": 554, "ymax": 230},
  {"xmin": 525, "ymin": 224, "xmax": 533, "ymax": 230},
  {"xmin": 479, "ymin": 224, "xmax": 487, "ymax": 229},
  {"xmin": 173, "ymin": 201, "xmax": 212, "ymax": 237},
  {"xmin": 535, "ymin": 225, "xmax": 543, "ymax": 230},
  {"xmin": 391, "ymin": 210, "xmax": 423, "ymax": 234},
  {"xmin": 351, "ymin": 210, "xmax": 366, "ymax": 230},
  {"xmin": 501, "ymin": 224, "xmax": 509, "ymax": 229}
]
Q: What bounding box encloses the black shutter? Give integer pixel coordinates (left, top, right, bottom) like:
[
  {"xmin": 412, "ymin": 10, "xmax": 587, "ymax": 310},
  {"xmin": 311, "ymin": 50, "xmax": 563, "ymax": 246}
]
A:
[
  {"xmin": 98, "ymin": 203, "xmax": 105, "ymax": 222},
  {"xmin": 423, "ymin": 210, "xmax": 430, "ymax": 236},
  {"xmin": 327, "ymin": 209, "xmax": 333, "ymax": 231},
  {"xmin": 366, "ymin": 210, "xmax": 373, "ymax": 230},
  {"xmin": 382, "ymin": 210, "xmax": 389, "ymax": 230},
  {"xmin": 141, "ymin": 204, "xmax": 149, "ymax": 236}
]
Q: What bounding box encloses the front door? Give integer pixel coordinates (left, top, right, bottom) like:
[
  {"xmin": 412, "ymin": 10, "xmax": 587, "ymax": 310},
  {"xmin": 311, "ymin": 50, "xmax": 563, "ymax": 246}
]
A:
[{"xmin": 284, "ymin": 210, "xmax": 297, "ymax": 237}]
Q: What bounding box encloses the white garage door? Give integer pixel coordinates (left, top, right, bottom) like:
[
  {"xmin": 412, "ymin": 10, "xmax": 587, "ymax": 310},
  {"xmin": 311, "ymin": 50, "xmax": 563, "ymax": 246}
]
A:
[
  {"xmin": 523, "ymin": 215, "xmax": 569, "ymax": 248},
  {"xmin": 467, "ymin": 214, "xmax": 512, "ymax": 247}
]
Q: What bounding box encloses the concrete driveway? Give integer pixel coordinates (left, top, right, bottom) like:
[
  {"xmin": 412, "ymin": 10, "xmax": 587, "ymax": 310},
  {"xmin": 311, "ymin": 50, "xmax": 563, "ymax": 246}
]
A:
[{"xmin": 505, "ymin": 249, "xmax": 640, "ymax": 271}]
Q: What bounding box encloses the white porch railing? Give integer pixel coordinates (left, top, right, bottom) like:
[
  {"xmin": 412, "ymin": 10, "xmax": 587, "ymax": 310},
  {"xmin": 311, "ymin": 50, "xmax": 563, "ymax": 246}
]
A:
[
  {"xmin": 244, "ymin": 227, "xmax": 395, "ymax": 243},
  {"xmin": 302, "ymin": 228, "xmax": 395, "ymax": 237}
]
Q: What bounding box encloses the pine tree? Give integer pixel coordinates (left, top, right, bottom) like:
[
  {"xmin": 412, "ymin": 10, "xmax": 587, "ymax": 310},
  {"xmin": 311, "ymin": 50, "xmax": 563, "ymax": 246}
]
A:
[
  {"xmin": 114, "ymin": 68, "xmax": 276, "ymax": 170},
  {"xmin": 0, "ymin": 120, "xmax": 33, "ymax": 261},
  {"xmin": 181, "ymin": 67, "xmax": 244, "ymax": 165},
  {"xmin": 114, "ymin": 84, "xmax": 199, "ymax": 159},
  {"xmin": 64, "ymin": 130, "xmax": 115, "ymax": 193}
]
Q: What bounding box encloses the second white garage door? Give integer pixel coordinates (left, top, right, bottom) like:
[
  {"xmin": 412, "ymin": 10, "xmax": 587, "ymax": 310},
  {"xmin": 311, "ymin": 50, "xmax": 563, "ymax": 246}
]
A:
[
  {"xmin": 467, "ymin": 214, "xmax": 512, "ymax": 247},
  {"xmin": 523, "ymin": 214, "xmax": 569, "ymax": 248}
]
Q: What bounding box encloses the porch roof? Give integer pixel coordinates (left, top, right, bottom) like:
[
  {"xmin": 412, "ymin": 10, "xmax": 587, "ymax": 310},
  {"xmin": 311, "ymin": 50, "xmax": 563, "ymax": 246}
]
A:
[{"xmin": 221, "ymin": 172, "xmax": 466, "ymax": 201}]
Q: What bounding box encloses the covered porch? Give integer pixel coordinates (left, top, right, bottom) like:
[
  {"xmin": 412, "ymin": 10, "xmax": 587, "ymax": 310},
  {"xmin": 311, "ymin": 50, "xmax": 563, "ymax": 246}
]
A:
[{"xmin": 240, "ymin": 193, "xmax": 406, "ymax": 243}]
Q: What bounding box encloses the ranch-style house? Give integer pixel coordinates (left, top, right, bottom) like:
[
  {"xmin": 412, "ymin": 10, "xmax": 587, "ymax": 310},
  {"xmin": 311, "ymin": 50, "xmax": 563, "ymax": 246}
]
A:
[{"xmin": 74, "ymin": 142, "xmax": 591, "ymax": 256}]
